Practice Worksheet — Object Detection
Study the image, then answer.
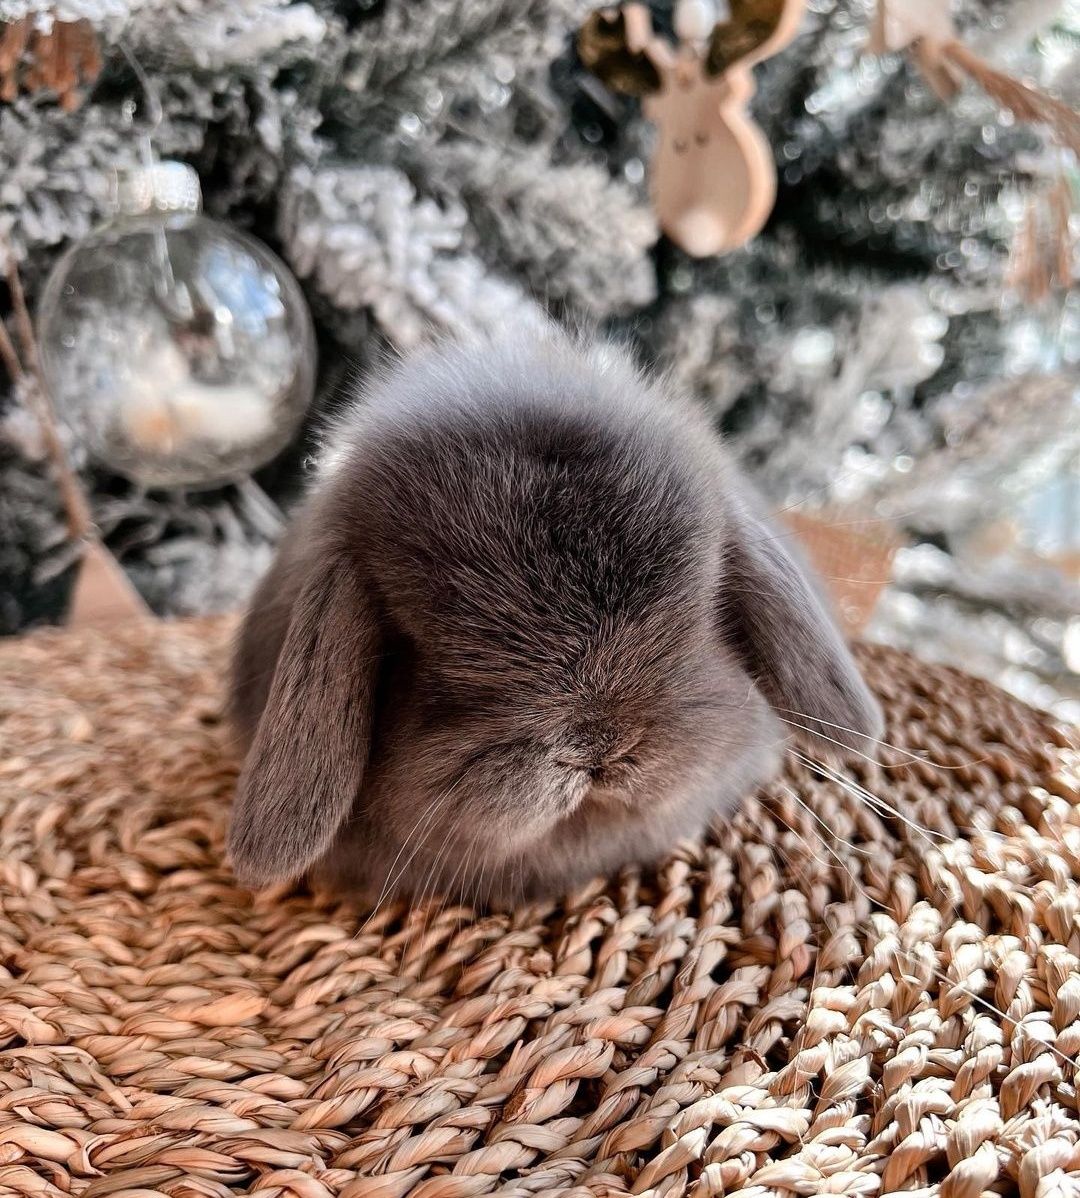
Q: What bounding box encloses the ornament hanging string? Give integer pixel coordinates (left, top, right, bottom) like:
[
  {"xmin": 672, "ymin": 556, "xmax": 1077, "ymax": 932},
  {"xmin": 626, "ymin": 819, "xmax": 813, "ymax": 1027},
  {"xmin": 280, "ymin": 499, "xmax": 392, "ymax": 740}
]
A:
[
  {"xmin": 117, "ymin": 38, "xmax": 163, "ymax": 165},
  {"xmin": 112, "ymin": 41, "xmax": 192, "ymax": 452}
]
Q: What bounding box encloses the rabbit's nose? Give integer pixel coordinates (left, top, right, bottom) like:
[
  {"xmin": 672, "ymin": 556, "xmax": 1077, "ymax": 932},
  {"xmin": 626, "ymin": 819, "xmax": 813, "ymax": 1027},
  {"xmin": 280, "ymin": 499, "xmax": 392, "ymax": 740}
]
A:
[
  {"xmin": 562, "ymin": 722, "xmax": 616, "ymax": 770},
  {"xmin": 556, "ymin": 758, "xmax": 615, "ymax": 787},
  {"xmin": 559, "ymin": 723, "xmax": 642, "ymax": 771}
]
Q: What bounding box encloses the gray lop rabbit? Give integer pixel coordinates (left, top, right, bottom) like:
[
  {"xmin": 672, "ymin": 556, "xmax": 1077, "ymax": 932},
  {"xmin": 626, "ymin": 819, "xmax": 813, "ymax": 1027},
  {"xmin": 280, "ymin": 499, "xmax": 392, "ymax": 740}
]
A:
[{"xmin": 229, "ymin": 326, "xmax": 881, "ymax": 903}]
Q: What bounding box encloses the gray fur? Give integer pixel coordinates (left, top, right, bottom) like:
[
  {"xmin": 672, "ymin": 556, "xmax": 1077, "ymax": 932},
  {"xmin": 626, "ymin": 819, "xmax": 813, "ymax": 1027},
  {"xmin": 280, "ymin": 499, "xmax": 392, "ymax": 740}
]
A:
[{"xmin": 228, "ymin": 326, "xmax": 882, "ymax": 901}]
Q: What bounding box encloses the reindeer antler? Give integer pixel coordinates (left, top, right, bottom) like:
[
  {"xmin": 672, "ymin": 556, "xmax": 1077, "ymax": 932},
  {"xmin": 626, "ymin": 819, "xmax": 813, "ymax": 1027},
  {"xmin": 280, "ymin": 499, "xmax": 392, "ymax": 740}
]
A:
[
  {"xmin": 705, "ymin": 0, "xmax": 803, "ymax": 76},
  {"xmin": 577, "ymin": 5, "xmax": 664, "ymax": 97}
]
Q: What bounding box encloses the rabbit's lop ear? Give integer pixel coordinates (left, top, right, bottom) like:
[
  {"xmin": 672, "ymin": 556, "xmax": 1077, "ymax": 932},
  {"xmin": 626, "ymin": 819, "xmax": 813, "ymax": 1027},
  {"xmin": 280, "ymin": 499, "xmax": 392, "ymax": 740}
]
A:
[
  {"xmin": 719, "ymin": 499, "xmax": 883, "ymax": 753},
  {"xmin": 228, "ymin": 553, "xmax": 378, "ymax": 886}
]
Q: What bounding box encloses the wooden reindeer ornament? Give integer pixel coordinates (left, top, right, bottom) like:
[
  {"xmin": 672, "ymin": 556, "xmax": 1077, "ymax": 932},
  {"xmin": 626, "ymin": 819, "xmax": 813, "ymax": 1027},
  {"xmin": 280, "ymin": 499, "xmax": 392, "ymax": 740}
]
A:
[{"xmin": 579, "ymin": 0, "xmax": 805, "ymax": 257}]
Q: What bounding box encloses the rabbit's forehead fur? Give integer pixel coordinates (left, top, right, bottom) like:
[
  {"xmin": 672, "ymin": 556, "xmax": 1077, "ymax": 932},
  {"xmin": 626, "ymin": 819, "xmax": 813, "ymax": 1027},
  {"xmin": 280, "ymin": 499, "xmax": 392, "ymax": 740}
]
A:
[{"xmin": 318, "ymin": 332, "xmax": 729, "ymax": 697}]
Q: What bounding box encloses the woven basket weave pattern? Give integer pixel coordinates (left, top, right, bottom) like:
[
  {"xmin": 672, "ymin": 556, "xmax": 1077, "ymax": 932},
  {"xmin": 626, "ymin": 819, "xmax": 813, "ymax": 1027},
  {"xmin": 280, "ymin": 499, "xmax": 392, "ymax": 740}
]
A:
[{"xmin": 1, "ymin": 619, "xmax": 1078, "ymax": 1196}]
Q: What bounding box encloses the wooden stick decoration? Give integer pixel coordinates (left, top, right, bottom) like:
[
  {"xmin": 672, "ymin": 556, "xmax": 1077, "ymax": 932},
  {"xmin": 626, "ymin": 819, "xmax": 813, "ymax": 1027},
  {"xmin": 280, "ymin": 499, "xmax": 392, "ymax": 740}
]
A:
[
  {"xmin": 0, "ymin": 239, "xmax": 153, "ymax": 628},
  {"xmin": 579, "ymin": 0, "xmax": 805, "ymax": 257},
  {"xmin": 1005, "ymin": 171, "xmax": 1075, "ymax": 303},
  {"xmin": 866, "ymin": 0, "xmax": 1080, "ymax": 157}
]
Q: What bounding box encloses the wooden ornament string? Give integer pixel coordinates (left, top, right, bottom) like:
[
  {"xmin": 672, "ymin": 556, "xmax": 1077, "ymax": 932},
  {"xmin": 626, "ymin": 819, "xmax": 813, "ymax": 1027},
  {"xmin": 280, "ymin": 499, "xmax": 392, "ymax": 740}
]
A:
[{"xmin": 0, "ymin": 239, "xmax": 152, "ymax": 627}]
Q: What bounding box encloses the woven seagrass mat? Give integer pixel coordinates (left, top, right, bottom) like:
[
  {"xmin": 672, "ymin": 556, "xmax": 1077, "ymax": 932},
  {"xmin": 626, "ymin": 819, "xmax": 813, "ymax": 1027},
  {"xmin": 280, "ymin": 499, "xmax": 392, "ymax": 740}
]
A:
[{"xmin": 1, "ymin": 619, "xmax": 1079, "ymax": 1198}]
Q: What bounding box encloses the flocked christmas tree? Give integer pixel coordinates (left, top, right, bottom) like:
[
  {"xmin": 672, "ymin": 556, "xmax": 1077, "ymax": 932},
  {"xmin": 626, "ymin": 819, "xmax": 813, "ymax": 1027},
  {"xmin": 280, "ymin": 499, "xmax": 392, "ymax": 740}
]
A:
[{"xmin": 0, "ymin": 0, "xmax": 1077, "ymax": 713}]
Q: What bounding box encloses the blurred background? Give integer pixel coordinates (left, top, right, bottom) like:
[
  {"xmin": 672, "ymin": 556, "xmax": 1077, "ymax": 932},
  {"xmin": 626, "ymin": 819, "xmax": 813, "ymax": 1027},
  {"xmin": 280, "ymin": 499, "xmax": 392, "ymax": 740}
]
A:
[{"xmin": 0, "ymin": 0, "xmax": 1077, "ymax": 720}]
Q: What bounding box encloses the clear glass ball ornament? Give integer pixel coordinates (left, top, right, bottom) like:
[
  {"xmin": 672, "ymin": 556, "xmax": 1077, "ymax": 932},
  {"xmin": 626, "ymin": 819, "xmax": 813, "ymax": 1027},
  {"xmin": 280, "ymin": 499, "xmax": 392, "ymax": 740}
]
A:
[{"xmin": 38, "ymin": 161, "xmax": 316, "ymax": 489}]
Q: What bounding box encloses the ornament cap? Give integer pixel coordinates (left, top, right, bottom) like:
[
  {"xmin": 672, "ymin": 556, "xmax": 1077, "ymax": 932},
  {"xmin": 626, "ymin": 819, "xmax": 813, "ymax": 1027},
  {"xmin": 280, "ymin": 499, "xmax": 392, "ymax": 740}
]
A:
[{"xmin": 113, "ymin": 160, "xmax": 202, "ymax": 217}]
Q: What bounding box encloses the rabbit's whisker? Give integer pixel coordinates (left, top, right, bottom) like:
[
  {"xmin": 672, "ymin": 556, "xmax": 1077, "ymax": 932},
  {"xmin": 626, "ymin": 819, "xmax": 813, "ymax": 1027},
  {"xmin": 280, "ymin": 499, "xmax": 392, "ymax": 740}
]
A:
[
  {"xmin": 789, "ymin": 748, "xmax": 948, "ymax": 846},
  {"xmin": 359, "ymin": 776, "xmax": 463, "ymax": 936},
  {"xmin": 776, "ymin": 783, "xmax": 873, "ymax": 859},
  {"xmin": 403, "ymin": 816, "xmax": 463, "ymax": 969},
  {"xmin": 764, "ymin": 788, "xmax": 1080, "ymax": 1074},
  {"xmin": 776, "ymin": 706, "xmax": 990, "ymax": 771}
]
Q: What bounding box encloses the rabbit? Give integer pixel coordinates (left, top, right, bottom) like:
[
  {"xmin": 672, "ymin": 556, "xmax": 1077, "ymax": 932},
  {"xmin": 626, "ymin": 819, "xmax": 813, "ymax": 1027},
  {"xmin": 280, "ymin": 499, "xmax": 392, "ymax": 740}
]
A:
[{"xmin": 228, "ymin": 324, "xmax": 882, "ymax": 905}]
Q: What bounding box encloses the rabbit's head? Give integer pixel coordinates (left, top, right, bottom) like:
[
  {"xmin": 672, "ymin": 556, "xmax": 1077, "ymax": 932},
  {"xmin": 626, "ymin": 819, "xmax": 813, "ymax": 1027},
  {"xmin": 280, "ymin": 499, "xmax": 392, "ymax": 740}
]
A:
[{"xmin": 228, "ymin": 331, "xmax": 881, "ymax": 901}]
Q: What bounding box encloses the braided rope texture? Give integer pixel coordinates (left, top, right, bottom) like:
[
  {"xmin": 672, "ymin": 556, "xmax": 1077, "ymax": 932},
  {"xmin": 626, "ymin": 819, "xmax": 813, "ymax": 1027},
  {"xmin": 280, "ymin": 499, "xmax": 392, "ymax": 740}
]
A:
[{"xmin": 1, "ymin": 619, "xmax": 1078, "ymax": 1198}]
